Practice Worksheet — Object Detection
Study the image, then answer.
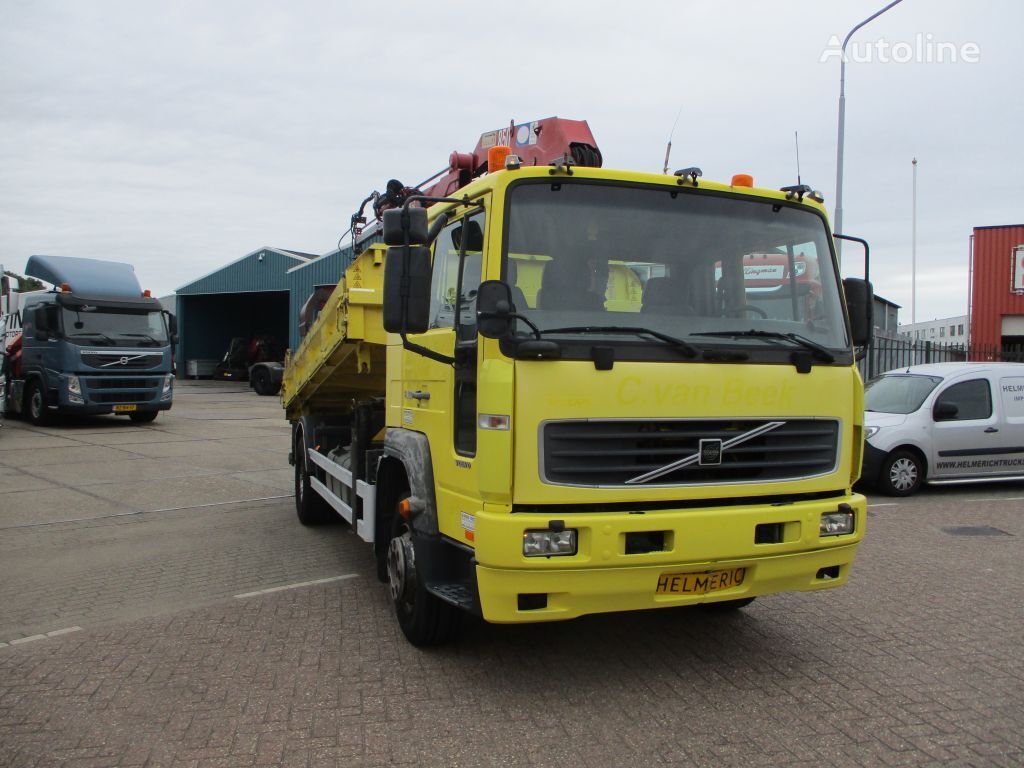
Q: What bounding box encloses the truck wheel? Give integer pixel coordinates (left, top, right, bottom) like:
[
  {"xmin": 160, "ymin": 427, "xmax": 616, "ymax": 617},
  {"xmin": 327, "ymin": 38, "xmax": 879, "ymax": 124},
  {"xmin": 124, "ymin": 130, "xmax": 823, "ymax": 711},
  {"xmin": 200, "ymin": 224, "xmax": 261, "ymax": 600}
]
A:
[
  {"xmin": 129, "ymin": 411, "xmax": 159, "ymax": 424},
  {"xmin": 294, "ymin": 429, "xmax": 333, "ymax": 525},
  {"xmin": 251, "ymin": 367, "xmax": 271, "ymax": 395},
  {"xmin": 25, "ymin": 381, "xmax": 51, "ymax": 426},
  {"xmin": 878, "ymin": 449, "xmax": 923, "ymax": 497},
  {"xmin": 386, "ymin": 497, "xmax": 460, "ymax": 646}
]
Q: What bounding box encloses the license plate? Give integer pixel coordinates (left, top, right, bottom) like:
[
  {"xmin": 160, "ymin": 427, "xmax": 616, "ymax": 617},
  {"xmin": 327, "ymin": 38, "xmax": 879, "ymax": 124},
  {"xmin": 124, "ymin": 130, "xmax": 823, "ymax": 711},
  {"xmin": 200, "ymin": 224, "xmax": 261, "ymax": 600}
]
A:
[
  {"xmin": 655, "ymin": 567, "xmax": 746, "ymax": 596},
  {"xmin": 113, "ymin": 404, "xmax": 137, "ymax": 413}
]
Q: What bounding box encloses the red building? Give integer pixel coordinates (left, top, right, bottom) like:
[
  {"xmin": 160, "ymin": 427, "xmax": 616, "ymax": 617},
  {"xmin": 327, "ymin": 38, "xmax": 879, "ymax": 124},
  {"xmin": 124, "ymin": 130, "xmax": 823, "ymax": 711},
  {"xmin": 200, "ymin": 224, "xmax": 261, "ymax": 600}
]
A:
[{"xmin": 969, "ymin": 224, "xmax": 1024, "ymax": 356}]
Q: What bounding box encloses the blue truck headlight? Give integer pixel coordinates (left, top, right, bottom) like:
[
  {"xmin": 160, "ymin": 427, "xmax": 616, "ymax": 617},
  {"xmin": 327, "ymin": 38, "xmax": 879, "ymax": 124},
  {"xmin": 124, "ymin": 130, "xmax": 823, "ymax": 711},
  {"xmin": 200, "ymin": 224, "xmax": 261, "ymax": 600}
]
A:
[
  {"xmin": 67, "ymin": 375, "xmax": 84, "ymax": 404},
  {"xmin": 161, "ymin": 374, "xmax": 173, "ymax": 400},
  {"xmin": 523, "ymin": 529, "xmax": 577, "ymax": 557},
  {"xmin": 820, "ymin": 510, "xmax": 855, "ymax": 536}
]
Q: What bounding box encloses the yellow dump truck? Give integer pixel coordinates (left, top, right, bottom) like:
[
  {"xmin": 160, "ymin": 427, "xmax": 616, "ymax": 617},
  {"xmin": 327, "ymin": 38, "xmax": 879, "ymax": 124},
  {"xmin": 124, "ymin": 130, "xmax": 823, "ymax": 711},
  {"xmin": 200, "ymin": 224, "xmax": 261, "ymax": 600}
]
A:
[{"xmin": 282, "ymin": 119, "xmax": 874, "ymax": 645}]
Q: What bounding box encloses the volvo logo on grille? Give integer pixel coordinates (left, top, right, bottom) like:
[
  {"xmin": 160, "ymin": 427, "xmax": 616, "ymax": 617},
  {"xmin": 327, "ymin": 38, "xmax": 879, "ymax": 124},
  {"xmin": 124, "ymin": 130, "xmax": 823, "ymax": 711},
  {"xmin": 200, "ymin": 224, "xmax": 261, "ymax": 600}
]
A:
[
  {"xmin": 699, "ymin": 439, "xmax": 723, "ymax": 465},
  {"xmin": 119, "ymin": 356, "xmax": 129, "ymax": 365}
]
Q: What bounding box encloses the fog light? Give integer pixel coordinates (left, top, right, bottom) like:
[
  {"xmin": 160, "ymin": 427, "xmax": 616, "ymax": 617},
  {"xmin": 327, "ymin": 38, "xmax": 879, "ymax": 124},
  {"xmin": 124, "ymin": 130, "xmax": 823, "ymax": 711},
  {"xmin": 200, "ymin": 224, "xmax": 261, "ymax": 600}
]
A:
[
  {"xmin": 820, "ymin": 510, "xmax": 854, "ymax": 536},
  {"xmin": 68, "ymin": 375, "xmax": 84, "ymax": 404},
  {"xmin": 161, "ymin": 374, "xmax": 174, "ymax": 401},
  {"xmin": 523, "ymin": 529, "xmax": 577, "ymax": 557}
]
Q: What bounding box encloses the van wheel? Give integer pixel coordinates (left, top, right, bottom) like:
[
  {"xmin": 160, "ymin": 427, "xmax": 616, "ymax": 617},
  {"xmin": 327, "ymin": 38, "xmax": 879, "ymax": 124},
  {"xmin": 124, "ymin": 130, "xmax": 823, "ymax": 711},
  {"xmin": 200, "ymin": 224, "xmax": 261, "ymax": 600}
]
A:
[
  {"xmin": 294, "ymin": 429, "xmax": 333, "ymax": 525},
  {"xmin": 879, "ymin": 450, "xmax": 923, "ymax": 496},
  {"xmin": 386, "ymin": 496, "xmax": 460, "ymax": 646},
  {"xmin": 26, "ymin": 381, "xmax": 51, "ymax": 426}
]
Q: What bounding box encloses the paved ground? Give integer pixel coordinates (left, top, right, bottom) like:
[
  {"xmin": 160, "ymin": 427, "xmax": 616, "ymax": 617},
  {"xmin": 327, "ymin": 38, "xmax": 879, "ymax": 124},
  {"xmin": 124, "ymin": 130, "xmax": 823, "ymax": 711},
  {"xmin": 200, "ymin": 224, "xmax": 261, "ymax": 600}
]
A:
[{"xmin": 1, "ymin": 381, "xmax": 1022, "ymax": 767}]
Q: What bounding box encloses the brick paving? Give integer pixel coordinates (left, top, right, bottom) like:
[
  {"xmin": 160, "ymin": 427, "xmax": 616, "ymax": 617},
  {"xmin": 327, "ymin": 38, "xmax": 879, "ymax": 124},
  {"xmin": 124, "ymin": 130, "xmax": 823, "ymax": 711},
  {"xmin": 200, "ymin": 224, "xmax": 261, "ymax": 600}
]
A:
[{"xmin": 1, "ymin": 383, "xmax": 1022, "ymax": 766}]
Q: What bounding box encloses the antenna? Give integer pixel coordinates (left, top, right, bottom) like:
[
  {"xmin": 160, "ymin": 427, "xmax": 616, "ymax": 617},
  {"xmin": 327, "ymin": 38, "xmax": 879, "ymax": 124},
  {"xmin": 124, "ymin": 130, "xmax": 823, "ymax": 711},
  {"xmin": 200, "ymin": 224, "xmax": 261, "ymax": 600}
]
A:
[
  {"xmin": 794, "ymin": 130, "xmax": 802, "ymax": 186},
  {"xmin": 663, "ymin": 103, "xmax": 684, "ymax": 174}
]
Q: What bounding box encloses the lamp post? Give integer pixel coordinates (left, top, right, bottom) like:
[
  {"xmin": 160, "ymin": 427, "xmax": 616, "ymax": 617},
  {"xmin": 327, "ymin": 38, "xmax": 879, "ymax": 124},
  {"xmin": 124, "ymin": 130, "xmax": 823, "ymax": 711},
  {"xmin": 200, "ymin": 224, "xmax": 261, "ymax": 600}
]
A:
[
  {"xmin": 912, "ymin": 157, "xmax": 917, "ymax": 325},
  {"xmin": 834, "ymin": 0, "xmax": 905, "ymax": 263}
]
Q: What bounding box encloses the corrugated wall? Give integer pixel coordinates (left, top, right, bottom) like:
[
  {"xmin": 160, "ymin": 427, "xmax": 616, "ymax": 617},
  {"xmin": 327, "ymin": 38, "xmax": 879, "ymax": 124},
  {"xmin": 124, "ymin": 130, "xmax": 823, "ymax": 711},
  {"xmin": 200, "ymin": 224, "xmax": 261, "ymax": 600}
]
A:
[
  {"xmin": 970, "ymin": 225, "xmax": 1024, "ymax": 348},
  {"xmin": 178, "ymin": 248, "xmax": 304, "ymax": 295}
]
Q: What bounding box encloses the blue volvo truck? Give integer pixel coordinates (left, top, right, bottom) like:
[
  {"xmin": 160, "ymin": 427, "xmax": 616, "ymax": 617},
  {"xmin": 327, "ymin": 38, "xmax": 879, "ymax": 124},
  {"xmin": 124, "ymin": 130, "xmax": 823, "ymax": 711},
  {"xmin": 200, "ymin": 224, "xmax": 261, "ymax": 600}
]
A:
[{"xmin": 3, "ymin": 255, "xmax": 176, "ymax": 425}]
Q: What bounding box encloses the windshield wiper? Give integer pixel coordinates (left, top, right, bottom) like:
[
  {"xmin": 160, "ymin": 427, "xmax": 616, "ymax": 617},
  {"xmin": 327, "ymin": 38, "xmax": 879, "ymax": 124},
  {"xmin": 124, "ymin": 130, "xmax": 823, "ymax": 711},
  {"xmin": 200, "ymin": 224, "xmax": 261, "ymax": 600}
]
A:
[
  {"xmin": 119, "ymin": 333, "xmax": 163, "ymax": 346},
  {"xmin": 690, "ymin": 330, "xmax": 836, "ymax": 363},
  {"xmin": 540, "ymin": 326, "xmax": 699, "ymax": 357},
  {"xmin": 69, "ymin": 331, "xmax": 115, "ymax": 345}
]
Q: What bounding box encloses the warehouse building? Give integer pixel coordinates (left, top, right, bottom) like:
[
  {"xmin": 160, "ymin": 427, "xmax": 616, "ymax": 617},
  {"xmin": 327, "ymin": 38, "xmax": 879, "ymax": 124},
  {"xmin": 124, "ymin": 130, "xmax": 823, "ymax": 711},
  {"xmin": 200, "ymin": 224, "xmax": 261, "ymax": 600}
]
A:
[
  {"xmin": 175, "ymin": 243, "xmax": 363, "ymax": 377},
  {"xmin": 968, "ymin": 224, "xmax": 1024, "ymax": 354},
  {"xmin": 176, "ymin": 247, "xmax": 316, "ymax": 376}
]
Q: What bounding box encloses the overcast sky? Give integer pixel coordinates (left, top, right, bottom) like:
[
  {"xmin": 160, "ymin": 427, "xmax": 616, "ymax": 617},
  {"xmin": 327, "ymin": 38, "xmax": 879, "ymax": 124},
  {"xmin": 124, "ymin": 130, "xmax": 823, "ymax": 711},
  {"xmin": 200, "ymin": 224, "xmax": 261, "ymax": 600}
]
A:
[{"xmin": 2, "ymin": 0, "xmax": 1021, "ymax": 323}]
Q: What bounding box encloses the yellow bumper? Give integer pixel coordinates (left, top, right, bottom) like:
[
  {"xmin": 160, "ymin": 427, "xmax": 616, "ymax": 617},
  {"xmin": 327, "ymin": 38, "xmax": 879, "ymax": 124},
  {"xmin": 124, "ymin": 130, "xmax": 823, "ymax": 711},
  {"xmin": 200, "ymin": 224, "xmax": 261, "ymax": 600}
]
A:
[{"xmin": 470, "ymin": 494, "xmax": 866, "ymax": 623}]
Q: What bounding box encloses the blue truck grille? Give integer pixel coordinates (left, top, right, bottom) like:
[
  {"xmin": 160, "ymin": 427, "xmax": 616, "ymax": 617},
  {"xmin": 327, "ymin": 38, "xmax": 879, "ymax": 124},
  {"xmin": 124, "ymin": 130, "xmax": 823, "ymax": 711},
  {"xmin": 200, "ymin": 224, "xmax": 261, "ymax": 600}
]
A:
[{"xmin": 82, "ymin": 377, "xmax": 161, "ymax": 404}]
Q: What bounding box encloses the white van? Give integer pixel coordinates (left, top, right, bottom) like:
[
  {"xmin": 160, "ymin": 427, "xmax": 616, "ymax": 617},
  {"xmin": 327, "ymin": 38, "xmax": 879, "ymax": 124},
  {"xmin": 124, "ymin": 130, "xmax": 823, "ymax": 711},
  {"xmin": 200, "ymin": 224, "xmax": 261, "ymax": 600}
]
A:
[{"xmin": 863, "ymin": 362, "xmax": 1024, "ymax": 495}]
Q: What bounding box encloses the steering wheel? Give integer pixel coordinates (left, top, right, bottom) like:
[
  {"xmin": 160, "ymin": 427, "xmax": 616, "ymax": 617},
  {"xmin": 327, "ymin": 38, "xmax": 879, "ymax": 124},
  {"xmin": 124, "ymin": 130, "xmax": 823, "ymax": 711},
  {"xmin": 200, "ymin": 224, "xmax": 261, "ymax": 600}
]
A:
[{"xmin": 735, "ymin": 304, "xmax": 768, "ymax": 319}]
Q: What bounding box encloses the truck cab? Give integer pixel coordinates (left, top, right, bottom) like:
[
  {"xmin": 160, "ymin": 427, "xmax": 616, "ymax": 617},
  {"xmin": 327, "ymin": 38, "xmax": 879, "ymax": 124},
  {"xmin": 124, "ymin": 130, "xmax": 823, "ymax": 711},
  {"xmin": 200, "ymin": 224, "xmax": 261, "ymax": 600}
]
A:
[{"xmin": 6, "ymin": 255, "xmax": 176, "ymax": 425}]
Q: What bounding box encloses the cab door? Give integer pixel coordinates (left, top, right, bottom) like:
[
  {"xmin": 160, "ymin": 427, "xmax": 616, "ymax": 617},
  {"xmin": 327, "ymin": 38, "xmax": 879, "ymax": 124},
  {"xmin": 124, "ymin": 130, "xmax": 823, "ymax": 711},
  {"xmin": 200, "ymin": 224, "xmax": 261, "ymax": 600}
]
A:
[
  {"xmin": 401, "ymin": 202, "xmax": 488, "ymax": 544},
  {"xmin": 930, "ymin": 376, "xmax": 1002, "ymax": 478}
]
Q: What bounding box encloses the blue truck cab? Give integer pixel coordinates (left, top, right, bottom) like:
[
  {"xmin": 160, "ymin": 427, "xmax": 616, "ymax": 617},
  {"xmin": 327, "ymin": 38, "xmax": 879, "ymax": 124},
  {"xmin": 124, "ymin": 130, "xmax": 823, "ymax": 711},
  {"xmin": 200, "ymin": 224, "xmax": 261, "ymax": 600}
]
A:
[{"xmin": 6, "ymin": 255, "xmax": 176, "ymax": 425}]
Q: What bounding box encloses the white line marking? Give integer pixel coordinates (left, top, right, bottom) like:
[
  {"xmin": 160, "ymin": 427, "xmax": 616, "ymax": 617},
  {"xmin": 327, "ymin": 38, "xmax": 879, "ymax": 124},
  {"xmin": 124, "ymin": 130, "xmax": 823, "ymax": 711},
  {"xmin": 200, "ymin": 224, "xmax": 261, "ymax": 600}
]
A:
[
  {"xmin": 46, "ymin": 626, "xmax": 83, "ymax": 638},
  {"xmin": 0, "ymin": 495, "xmax": 294, "ymax": 530},
  {"xmin": 963, "ymin": 496, "xmax": 1024, "ymax": 502},
  {"xmin": 234, "ymin": 573, "xmax": 358, "ymax": 599},
  {"xmin": 869, "ymin": 503, "xmax": 899, "ymax": 508},
  {"xmin": 9, "ymin": 634, "xmax": 47, "ymax": 645}
]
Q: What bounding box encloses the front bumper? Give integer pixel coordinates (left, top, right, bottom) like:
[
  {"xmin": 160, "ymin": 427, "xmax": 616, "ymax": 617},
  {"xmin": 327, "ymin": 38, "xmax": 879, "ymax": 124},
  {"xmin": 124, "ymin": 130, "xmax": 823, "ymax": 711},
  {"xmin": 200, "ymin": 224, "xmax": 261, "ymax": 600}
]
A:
[{"xmin": 470, "ymin": 494, "xmax": 866, "ymax": 623}]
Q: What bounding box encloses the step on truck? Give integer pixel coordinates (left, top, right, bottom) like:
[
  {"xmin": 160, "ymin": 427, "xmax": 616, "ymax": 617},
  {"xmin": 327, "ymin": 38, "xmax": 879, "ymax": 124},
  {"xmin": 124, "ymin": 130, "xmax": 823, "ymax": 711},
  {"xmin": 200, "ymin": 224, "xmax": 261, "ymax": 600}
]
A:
[
  {"xmin": 3, "ymin": 255, "xmax": 177, "ymax": 425},
  {"xmin": 281, "ymin": 117, "xmax": 874, "ymax": 645}
]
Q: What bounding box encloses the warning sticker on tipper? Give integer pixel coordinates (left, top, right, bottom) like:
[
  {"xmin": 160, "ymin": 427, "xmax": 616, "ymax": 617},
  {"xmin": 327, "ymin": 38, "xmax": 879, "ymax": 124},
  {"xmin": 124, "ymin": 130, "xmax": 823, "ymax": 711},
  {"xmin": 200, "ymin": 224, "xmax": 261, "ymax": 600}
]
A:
[{"xmin": 460, "ymin": 512, "xmax": 475, "ymax": 532}]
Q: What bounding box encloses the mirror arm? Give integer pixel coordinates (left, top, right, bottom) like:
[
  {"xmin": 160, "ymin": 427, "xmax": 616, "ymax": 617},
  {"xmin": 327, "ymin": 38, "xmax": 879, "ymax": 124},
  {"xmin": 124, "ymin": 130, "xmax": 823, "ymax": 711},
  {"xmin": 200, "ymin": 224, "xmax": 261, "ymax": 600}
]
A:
[
  {"xmin": 833, "ymin": 233, "xmax": 870, "ymax": 282},
  {"xmin": 399, "ymin": 334, "xmax": 455, "ymax": 367}
]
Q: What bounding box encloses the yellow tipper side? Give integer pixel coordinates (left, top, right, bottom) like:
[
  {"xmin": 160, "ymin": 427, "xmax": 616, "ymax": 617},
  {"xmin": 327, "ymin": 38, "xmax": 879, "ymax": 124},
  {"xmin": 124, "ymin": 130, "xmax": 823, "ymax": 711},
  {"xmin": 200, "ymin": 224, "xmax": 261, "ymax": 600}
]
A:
[{"xmin": 281, "ymin": 244, "xmax": 389, "ymax": 419}]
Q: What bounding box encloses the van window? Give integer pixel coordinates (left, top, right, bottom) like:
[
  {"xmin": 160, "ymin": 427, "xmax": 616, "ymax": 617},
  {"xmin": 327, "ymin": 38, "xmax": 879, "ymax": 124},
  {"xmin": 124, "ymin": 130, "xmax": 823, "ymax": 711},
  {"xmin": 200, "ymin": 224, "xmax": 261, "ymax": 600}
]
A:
[
  {"xmin": 864, "ymin": 374, "xmax": 941, "ymax": 414},
  {"xmin": 934, "ymin": 379, "xmax": 992, "ymax": 421}
]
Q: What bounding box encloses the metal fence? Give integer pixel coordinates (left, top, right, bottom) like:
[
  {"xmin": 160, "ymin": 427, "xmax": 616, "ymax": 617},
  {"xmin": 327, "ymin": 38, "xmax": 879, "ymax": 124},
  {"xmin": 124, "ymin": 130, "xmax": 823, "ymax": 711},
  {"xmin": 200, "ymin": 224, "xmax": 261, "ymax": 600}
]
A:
[{"xmin": 860, "ymin": 337, "xmax": 1024, "ymax": 380}]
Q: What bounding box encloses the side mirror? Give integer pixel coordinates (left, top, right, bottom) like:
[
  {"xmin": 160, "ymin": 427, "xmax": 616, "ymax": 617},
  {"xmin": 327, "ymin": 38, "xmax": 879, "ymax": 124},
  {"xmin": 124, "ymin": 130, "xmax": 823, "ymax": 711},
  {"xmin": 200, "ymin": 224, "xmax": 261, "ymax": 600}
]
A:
[
  {"xmin": 476, "ymin": 280, "xmax": 515, "ymax": 339},
  {"xmin": 842, "ymin": 277, "xmax": 873, "ymax": 347},
  {"xmin": 933, "ymin": 401, "xmax": 959, "ymax": 421},
  {"xmin": 452, "ymin": 220, "xmax": 484, "ymax": 252},
  {"xmin": 164, "ymin": 311, "xmax": 178, "ymax": 345},
  {"xmin": 383, "ymin": 245, "xmax": 432, "ymax": 334},
  {"xmin": 383, "ymin": 207, "xmax": 428, "ymax": 246}
]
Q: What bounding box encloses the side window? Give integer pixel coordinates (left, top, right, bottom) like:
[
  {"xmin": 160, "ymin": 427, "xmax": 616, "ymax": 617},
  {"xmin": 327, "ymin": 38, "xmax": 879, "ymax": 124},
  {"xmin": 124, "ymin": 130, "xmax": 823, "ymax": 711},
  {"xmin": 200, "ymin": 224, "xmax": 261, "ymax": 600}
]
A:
[
  {"xmin": 935, "ymin": 379, "xmax": 992, "ymax": 421},
  {"xmin": 428, "ymin": 218, "xmax": 463, "ymax": 329},
  {"xmin": 454, "ymin": 211, "xmax": 485, "ymax": 341}
]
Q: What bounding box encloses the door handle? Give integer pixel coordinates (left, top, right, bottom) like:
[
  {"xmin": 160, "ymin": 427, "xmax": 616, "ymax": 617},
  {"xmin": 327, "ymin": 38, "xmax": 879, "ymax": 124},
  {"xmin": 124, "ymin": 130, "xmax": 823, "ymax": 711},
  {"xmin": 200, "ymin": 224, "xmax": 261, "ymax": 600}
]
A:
[
  {"xmin": 404, "ymin": 390, "xmax": 430, "ymax": 401},
  {"xmin": 984, "ymin": 427, "xmax": 999, "ymax": 433}
]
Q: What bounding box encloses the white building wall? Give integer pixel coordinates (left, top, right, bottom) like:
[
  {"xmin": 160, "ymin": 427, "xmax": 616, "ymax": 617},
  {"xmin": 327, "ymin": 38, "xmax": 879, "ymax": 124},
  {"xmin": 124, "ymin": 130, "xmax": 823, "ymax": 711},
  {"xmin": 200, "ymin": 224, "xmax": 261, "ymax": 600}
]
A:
[{"xmin": 898, "ymin": 315, "xmax": 969, "ymax": 345}]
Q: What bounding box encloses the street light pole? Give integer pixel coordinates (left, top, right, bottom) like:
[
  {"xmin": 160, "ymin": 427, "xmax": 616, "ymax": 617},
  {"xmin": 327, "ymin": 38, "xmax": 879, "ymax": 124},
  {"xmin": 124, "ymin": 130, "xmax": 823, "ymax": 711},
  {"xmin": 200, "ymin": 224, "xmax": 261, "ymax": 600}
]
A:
[
  {"xmin": 912, "ymin": 157, "xmax": 917, "ymax": 325},
  {"xmin": 834, "ymin": 0, "xmax": 905, "ymax": 264}
]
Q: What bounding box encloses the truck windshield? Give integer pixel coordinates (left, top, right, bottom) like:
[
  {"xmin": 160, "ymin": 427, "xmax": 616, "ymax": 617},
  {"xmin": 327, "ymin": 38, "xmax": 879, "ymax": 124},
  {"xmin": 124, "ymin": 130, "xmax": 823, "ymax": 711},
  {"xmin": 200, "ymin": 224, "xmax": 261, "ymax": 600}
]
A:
[
  {"xmin": 864, "ymin": 374, "xmax": 943, "ymax": 414},
  {"xmin": 504, "ymin": 181, "xmax": 849, "ymax": 357},
  {"xmin": 61, "ymin": 307, "xmax": 169, "ymax": 347}
]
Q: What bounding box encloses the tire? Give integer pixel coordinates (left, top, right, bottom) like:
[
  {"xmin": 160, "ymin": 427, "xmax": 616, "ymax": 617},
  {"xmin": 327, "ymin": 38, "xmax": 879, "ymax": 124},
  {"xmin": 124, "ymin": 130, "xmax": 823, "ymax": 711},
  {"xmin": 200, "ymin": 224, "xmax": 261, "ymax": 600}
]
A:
[
  {"xmin": 386, "ymin": 495, "xmax": 460, "ymax": 646},
  {"xmin": 25, "ymin": 380, "xmax": 52, "ymax": 426},
  {"xmin": 251, "ymin": 368, "xmax": 272, "ymax": 396},
  {"xmin": 129, "ymin": 410, "xmax": 159, "ymax": 424},
  {"xmin": 294, "ymin": 427, "xmax": 333, "ymax": 525},
  {"xmin": 702, "ymin": 597, "xmax": 756, "ymax": 612},
  {"xmin": 878, "ymin": 449, "xmax": 924, "ymax": 497}
]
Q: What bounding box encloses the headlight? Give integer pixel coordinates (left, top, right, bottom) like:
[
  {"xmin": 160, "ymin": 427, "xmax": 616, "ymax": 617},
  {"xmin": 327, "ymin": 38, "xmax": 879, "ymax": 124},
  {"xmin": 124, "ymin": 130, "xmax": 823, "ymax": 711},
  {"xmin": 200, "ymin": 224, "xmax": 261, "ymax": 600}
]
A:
[
  {"xmin": 820, "ymin": 509, "xmax": 855, "ymax": 536},
  {"xmin": 864, "ymin": 425, "xmax": 880, "ymax": 440},
  {"xmin": 161, "ymin": 374, "xmax": 173, "ymax": 400},
  {"xmin": 68, "ymin": 375, "xmax": 84, "ymax": 403},
  {"xmin": 523, "ymin": 529, "xmax": 577, "ymax": 557}
]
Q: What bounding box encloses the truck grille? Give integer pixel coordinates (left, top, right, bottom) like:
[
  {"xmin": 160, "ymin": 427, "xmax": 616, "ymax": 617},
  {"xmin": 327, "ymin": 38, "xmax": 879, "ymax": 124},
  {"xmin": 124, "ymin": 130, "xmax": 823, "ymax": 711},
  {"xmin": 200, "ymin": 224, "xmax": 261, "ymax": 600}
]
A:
[
  {"xmin": 81, "ymin": 352, "xmax": 163, "ymax": 370},
  {"xmin": 541, "ymin": 419, "xmax": 839, "ymax": 486},
  {"xmin": 82, "ymin": 377, "xmax": 161, "ymax": 404}
]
